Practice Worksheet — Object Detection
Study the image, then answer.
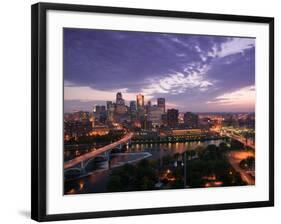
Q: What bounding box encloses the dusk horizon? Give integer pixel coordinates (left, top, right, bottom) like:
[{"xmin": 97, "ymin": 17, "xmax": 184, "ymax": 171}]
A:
[
  {"xmin": 64, "ymin": 28, "xmax": 255, "ymax": 113},
  {"xmin": 64, "ymin": 98, "xmax": 255, "ymax": 114}
]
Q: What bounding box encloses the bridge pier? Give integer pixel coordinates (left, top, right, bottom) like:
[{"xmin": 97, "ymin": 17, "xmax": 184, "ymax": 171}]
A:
[
  {"xmin": 107, "ymin": 150, "xmax": 112, "ymax": 169},
  {"xmin": 81, "ymin": 160, "xmax": 85, "ymax": 170}
]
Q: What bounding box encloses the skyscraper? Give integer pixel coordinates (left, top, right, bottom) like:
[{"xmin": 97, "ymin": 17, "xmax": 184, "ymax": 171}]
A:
[
  {"xmin": 148, "ymin": 105, "xmax": 164, "ymax": 128},
  {"xmin": 106, "ymin": 101, "xmax": 115, "ymax": 122},
  {"xmin": 115, "ymin": 92, "xmax": 127, "ymax": 115},
  {"xmin": 184, "ymin": 112, "xmax": 199, "ymax": 128},
  {"xmin": 106, "ymin": 101, "xmax": 113, "ymax": 110},
  {"xmin": 130, "ymin": 101, "xmax": 137, "ymax": 112},
  {"xmin": 167, "ymin": 109, "xmax": 179, "ymax": 128},
  {"xmin": 157, "ymin": 98, "xmax": 165, "ymax": 113},
  {"xmin": 116, "ymin": 92, "xmax": 125, "ymax": 106},
  {"xmin": 94, "ymin": 105, "xmax": 106, "ymax": 124},
  {"xmin": 95, "ymin": 105, "xmax": 106, "ymax": 114},
  {"xmin": 136, "ymin": 94, "xmax": 144, "ymax": 110},
  {"xmin": 129, "ymin": 101, "xmax": 137, "ymax": 121}
]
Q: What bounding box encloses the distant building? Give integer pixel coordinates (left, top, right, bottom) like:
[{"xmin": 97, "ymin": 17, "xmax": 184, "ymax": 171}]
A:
[
  {"xmin": 116, "ymin": 92, "xmax": 125, "ymax": 106},
  {"xmin": 148, "ymin": 105, "xmax": 164, "ymax": 128},
  {"xmin": 146, "ymin": 100, "xmax": 152, "ymax": 114},
  {"xmin": 115, "ymin": 105, "xmax": 127, "ymax": 115},
  {"xmin": 95, "ymin": 105, "xmax": 106, "ymax": 113},
  {"xmin": 94, "ymin": 105, "xmax": 106, "ymax": 124},
  {"xmin": 171, "ymin": 128, "xmax": 202, "ymax": 136},
  {"xmin": 167, "ymin": 109, "xmax": 179, "ymax": 128},
  {"xmin": 130, "ymin": 100, "xmax": 137, "ymax": 112},
  {"xmin": 106, "ymin": 101, "xmax": 115, "ymax": 122},
  {"xmin": 137, "ymin": 107, "xmax": 145, "ymax": 121},
  {"xmin": 68, "ymin": 111, "xmax": 90, "ymax": 122},
  {"xmin": 115, "ymin": 92, "xmax": 127, "ymax": 115},
  {"xmin": 136, "ymin": 94, "xmax": 144, "ymax": 110},
  {"xmin": 89, "ymin": 112, "xmax": 95, "ymax": 128},
  {"xmin": 90, "ymin": 125, "xmax": 109, "ymax": 136},
  {"xmin": 134, "ymin": 130, "xmax": 158, "ymax": 139},
  {"xmin": 184, "ymin": 112, "xmax": 199, "ymax": 128},
  {"xmin": 161, "ymin": 113, "xmax": 167, "ymax": 126},
  {"xmin": 141, "ymin": 115, "xmax": 152, "ymax": 130},
  {"xmin": 129, "ymin": 101, "xmax": 137, "ymax": 121},
  {"xmin": 178, "ymin": 112, "xmax": 185, "ymax": 124},
  {"xmin": 157, "ymin": 98, "xmax": 165, "ymax": 112},
  {"xmin": 106, "ymin": 101, "xmax": 113, "ymax": 110},
  {"xmin": 64, "ymin": 120, "xmax": 92, "ymax": 139}
]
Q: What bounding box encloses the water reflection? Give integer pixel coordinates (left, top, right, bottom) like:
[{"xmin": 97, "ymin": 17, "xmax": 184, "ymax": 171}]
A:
[{"xmin": 64, "ymin": 140, "xmax": 224, "ymax": 194}]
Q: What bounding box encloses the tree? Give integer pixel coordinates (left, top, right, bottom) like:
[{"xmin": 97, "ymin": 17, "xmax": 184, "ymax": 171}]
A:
[
  {"xmin": 107, "ymin": 176, "xmax": 122, "ymax": 192},
  {"xmin": 230, "ymin": 139, "xmax": 244, "ymax": 150},
  {"xmin": 219, "ymin": 142, "xmax": 229, "ymax": 152}
]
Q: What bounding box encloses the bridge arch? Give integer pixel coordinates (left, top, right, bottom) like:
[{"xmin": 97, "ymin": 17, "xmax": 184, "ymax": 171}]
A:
[
  {"xmin": 64, "ymin": 167, "xmax": 83, "ymax": 174},
  {"xmin": 64, "ymin": 132, "xmax": 134, "ymax": 169},
  {"xmin": 83, "ymin": 153, "xmax": 109, "ymax": 170}
]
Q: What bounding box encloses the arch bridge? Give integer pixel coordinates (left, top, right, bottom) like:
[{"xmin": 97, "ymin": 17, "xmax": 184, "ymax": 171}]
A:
[{"xmin": 64, "ymin": 132, "xmax": 133, "ymax": 174}]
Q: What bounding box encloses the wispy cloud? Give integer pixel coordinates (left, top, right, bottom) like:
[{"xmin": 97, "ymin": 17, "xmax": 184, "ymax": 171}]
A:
[
  {"xmin": 217, "ymin": 38, "xmax": 255, "ymax": 58},
  {"xmin": 207, "ymin": 85, "xmax": 255, "ymax": 106},
  {"xmin": 142, "ymin": 64, "xmax": 213, "ymax": 95},
  {"xmin": 142, "ymin": 72, "xmax": 213, "ymax": 95}
]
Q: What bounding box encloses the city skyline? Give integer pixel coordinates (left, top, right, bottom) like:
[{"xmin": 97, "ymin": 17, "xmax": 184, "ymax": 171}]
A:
[
  {"xmin": 64, "ymin": 91, "xmax": 255, "ymax": 114},
  {"xmin": 64, "ymin": 28, "xmax": 255, "ymax": 113}
]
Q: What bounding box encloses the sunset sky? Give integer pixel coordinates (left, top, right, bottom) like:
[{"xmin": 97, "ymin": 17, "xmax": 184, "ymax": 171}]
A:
[{"xmin": 64, "ymin": 28, "xmax": 255, "ymax": 113}]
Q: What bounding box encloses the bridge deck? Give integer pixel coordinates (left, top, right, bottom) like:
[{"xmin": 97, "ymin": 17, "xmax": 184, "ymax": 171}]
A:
[
  {"xmin": 226, "ymin": 133, "xmax": 255, "ymax": 149},
  {"xmin": 64, "ymin": 133, "xmax": 133, "ymax": 169}
]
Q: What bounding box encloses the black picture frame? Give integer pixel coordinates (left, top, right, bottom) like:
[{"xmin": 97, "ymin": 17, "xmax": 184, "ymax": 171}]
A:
[{"xmin": 31, "ymin": 2, "xmax": 274, "ymax": 222}]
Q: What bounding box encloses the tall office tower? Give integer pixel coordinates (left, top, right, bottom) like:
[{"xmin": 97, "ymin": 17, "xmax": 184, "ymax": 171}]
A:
[
  {"xmin": 157, "ymin": 98, "xmax": 166, "ymax": 113},
  {"xmin": 129, "ymin": 101, "xmax": 137, "ymax": 121},
  {"xmin": 148, "ymin": 105, "xmax": 164, "ymax": 128},
  {"xmin": 145, "ymin": 100, "xmax": 152, "ymax": 114},
  {"xmin": 94, "ymin": 105, "xmax": 106, "ymax": 124},
  {"xmin": 95, "ymin": 105, "xmax": 106, "ymax": 114},
  {"xmin": 106, "ymin": 101, "xmax": 115, "ymax": 122},
  {"xmin": 89, "ymin": 112, "xmax": 95, "ymax": 128},
  {"xmin": 136, "ymin": 94, "xmax": 144, "ymax": 110},
  {"xmin": 184, "ymin": 112, "xmax": 199, "ymax": 128},
  {"xmin": 116, "ymin": 92, "xmax": 122, "ymax": 101},
  {"xmin": 167, "ymin": 108, "xmax": 179, "ymax": 128},
  {"xmin": 116, "ymin": 92, "xmax": 125, "ymax": 106},
  {"xmin": 106, "ymin": 101, "xmax": 113, "ymax": 110},
  {"xmin": 130, "ymin": 101, "xmax": 137, "ymax": 112},
  {"xmin": 115, "ymin": 92, "xmax": 127, "ymax": 115}
]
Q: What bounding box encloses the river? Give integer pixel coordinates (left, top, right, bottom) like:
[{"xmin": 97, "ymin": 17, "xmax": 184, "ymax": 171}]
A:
[{"xmin": 64, "ymin": 139, "xmax": 225, "ymax": 194}]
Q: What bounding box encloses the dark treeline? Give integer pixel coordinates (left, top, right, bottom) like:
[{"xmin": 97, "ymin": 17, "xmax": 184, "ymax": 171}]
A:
[{"xmin": 106, "ymin": 141, "xmax": 247, "ymax": 192}]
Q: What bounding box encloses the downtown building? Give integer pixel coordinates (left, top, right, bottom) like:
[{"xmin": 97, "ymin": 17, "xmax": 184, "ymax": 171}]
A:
[
  {"xmin": 184, "ymin": 112, "xmax": 199, "ymax": 128},
  {"xmin": 167, "ymin": 109, "xmax": 179, "ymax": 128},
  {"xmin": 157, "ymin": 98, "xmax": 165, "ymax": 113},
  {"xmin": 148, "ymin": 105, "xmax": 164, "ymax": 128}
]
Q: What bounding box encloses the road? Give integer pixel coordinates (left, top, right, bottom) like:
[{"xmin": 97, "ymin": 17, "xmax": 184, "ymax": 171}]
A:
[
  {"xmin": 228, "ymin": 151, "xmax": 255, "ymax": 185},
  {"xmin": 64, "ymin": 132, "xmax": 134, "ymax": 169}
]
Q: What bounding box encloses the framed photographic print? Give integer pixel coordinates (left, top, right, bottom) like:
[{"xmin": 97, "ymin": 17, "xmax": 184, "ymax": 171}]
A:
[{"xmin": 31, "ymin": 2, "xmax": 274, "ymax": 222}]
